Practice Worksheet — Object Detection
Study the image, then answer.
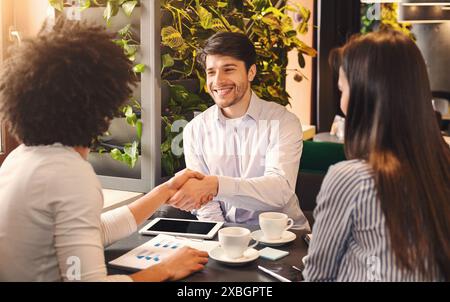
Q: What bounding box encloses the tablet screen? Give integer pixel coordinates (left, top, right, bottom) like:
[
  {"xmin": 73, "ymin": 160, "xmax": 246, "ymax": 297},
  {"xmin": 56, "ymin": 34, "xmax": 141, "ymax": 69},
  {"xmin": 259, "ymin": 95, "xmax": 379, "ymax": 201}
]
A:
[{"xmin": 146, "ymin": 219, "xmax": 217, "ymax": 235}]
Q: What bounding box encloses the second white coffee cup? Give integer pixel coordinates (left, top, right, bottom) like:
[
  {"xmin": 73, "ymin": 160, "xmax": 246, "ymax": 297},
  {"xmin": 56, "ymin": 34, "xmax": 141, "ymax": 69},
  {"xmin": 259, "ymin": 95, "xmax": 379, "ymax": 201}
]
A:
[
  {"xmin": 218, "ymin": 227, "xmax": 259, "ymax": 259},
  {"xmin": 259, "ymin": 212, "xmax": 294, "ymax": 240}
]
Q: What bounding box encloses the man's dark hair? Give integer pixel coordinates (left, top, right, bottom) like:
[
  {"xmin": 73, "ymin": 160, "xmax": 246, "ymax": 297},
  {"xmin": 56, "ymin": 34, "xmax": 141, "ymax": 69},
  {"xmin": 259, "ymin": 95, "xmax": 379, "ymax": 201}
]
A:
[
  {"xmin": 0, "ymin": 18, "xmax": 137, "ymax": 147},
  {"xmin": 198, "ymin": 32, "xmax": 256, "ymax": 71}
]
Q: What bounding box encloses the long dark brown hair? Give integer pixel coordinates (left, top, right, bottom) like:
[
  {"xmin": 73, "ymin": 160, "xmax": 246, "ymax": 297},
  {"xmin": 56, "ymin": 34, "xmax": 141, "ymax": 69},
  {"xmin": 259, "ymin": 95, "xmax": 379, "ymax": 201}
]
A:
[{"xmin": 331, "ymin": 30, "xmax": 450, "ymax": 279}]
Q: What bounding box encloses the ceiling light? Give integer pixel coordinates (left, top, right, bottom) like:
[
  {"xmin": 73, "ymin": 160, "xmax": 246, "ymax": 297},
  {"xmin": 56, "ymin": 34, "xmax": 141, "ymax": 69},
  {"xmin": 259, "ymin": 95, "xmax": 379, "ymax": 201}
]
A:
[
  {"xmin": 360, "ymin": 0, "xmax": 402, "ymax": 3},
  {"xmin": 399, "ymin": 1, "xmax": 450, "ymax": 22},
  {"xmin": 401, "ymin": 0, "xmax": 450, "ymax": 6}
]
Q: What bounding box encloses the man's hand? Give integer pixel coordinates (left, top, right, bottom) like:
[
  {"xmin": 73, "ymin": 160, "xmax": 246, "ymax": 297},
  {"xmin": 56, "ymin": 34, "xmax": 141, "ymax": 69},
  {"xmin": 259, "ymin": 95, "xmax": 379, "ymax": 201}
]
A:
[
  {"xmin": 167, "ymin": 176, "xmax": 218, "ymax": 211},
  {"xmin": 166, "ymin": 169, "xmax": 205, "ymax": 192}
]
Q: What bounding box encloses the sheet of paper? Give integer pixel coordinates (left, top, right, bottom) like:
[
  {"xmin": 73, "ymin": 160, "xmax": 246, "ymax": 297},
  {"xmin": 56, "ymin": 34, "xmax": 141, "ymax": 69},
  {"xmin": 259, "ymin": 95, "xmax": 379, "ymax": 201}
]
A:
[{"xmin": 109, "ymin": 234, "xmax": 219, "ymax": 271}]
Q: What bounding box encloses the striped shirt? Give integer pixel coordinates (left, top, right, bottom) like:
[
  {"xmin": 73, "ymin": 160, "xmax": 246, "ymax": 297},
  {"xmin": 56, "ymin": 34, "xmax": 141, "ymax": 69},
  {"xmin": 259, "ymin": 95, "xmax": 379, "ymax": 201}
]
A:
[{"xmin": 302, "ymin": 160, "xmax": 443, "ymax": 281}]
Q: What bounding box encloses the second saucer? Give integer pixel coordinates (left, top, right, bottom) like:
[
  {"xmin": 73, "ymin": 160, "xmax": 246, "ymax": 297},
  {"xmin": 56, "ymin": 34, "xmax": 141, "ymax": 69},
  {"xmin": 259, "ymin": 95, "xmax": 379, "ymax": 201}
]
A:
[
  {"xmin": 209, "ymin": 247, "xmax": 259, "ymax": 266},
  {"xmin": 251, "ymin": 230, "xmax": 296, "ymax": 246}
]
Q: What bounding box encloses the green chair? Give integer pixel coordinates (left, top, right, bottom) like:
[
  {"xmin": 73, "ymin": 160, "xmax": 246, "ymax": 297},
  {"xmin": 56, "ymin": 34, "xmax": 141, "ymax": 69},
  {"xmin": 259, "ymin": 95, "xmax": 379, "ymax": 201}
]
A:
[{"xmin": 296, "ymin": 140, "xmax": 347, "ymax": 227}]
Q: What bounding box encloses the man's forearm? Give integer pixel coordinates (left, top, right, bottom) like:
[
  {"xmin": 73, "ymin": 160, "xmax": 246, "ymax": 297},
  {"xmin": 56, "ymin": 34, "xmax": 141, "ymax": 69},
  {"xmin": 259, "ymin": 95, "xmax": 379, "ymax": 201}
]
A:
[{"xmin": 215, "ymin": 173, "xmax": 295, "ymax": 210}]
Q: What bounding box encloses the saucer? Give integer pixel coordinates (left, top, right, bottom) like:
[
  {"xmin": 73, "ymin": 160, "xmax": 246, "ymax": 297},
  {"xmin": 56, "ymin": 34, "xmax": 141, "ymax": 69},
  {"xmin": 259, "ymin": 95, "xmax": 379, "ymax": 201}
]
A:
[
  {"xmin": 251, "ymin": 230, "xmax": 296, "ymax": 246},
  {"xmin": 209, "ymin": 247, "xmax": 259, "ymax": 266}
]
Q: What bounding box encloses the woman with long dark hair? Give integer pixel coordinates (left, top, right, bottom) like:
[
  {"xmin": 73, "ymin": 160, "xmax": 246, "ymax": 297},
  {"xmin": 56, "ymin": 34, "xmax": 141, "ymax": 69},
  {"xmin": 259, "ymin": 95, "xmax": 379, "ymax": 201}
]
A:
[{"xmin": 303, "ymin": 30, "xmax": 450, "ymax": 281}]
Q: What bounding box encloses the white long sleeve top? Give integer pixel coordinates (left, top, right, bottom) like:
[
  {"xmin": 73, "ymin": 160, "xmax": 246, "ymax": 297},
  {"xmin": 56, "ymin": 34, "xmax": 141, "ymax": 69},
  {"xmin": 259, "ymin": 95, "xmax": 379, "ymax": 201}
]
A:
[{"xmin": 0, "ymin": 144, "xmax": 137, "ymax": 282}]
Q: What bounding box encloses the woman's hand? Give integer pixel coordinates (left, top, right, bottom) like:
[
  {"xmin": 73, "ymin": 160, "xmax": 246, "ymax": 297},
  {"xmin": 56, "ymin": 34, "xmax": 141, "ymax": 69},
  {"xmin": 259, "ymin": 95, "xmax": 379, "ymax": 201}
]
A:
[
  {"xmin": 131, "ymin": 247, "xmax": 209, "ymax": 282},
  {"xmin": 128, "ymin": 169, "xmax": 208, "ymax": 225},
  {"xmin": 158, "ymin": 247, "xmax": 209, "ymax": 281}
]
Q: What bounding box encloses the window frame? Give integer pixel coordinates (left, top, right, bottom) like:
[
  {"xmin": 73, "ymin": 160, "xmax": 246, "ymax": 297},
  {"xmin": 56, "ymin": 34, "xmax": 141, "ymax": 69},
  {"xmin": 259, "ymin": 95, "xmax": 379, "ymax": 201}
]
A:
[{"xmin": 0, "ymin": 0, "xmax": 20, "ymax": 165}]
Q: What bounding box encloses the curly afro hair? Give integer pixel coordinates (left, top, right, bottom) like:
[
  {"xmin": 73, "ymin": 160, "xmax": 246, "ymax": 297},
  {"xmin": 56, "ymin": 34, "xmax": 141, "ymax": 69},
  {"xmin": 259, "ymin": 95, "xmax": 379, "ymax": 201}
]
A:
[{"xmin": 0, "ymin": 17, "xmax": 137, "ymax": 147}]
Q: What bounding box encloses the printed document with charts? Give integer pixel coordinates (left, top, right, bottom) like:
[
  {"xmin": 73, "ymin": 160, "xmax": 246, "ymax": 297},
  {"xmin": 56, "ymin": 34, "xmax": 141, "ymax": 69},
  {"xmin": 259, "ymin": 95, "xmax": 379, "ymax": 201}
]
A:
[{"xmin": 109, "ymin": 234, "xmax": 220, "ymax": 271}]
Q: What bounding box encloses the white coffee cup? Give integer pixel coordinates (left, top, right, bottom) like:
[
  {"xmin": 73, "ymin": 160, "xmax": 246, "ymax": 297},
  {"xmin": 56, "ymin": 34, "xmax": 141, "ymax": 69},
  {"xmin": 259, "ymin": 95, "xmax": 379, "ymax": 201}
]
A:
[
  {"xmin": 259, "ymin": 212, "xmax": 294, "ymax": 240},
  {"xmin": 218, "ymin": 227, "xmax": 259, "ymax": 259}
]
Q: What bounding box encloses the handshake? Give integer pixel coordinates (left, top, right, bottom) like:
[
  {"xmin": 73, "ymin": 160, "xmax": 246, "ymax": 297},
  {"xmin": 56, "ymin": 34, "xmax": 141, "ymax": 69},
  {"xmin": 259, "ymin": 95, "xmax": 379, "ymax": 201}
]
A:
[{"xmin": 164, "ymin": 169, "xmax": 219, "ymax": 212}]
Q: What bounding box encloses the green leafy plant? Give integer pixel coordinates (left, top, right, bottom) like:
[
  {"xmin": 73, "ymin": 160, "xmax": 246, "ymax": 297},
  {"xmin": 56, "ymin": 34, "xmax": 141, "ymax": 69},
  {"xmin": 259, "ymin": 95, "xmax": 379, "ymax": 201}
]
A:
[
  {"xmin": 49, "ymin": 0, "xmax": 143, "ymax": 168},
  {"xmin": 50, "ymin": 0, "xmax": 138, "ymax": 23},
  {"xmin": 49, "ymin": 0, "xmax": 316, "ymax": 175},
  {"xmin": 161, "ymin": 82, "xmax": 210, "ymax": 175},
  {"xmin": 122, "ymin": 99, "xmax": 143, "ymax": 140},
  {"xmin": 110, "ymin": 141, "xmax": 140, "ymax": 168},
  {"xmin": 160, "ymin": 0, "xmax": 316, "ymax": 176},
  {"xmin": 361, "ymin": 3, "xmax": 416, "ymax": 41}
]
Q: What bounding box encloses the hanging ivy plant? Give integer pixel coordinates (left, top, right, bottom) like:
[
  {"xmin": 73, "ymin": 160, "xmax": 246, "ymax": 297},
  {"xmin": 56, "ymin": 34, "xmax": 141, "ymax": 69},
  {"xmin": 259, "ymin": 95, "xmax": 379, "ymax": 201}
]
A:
[
  {"xmin": 49, "ymin": 0, "xmax": 143, "ymax": 168},
  {"xmin": 50, "ymin": 0, "xmax": 138, "ymax": 22}
]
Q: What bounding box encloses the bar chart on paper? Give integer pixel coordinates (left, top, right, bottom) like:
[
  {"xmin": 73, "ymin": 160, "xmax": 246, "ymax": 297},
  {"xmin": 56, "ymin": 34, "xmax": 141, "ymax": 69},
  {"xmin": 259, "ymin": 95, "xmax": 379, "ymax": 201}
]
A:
[{"xmin": 109, "ymin": 234, "xmax": 220, "ymax": 271}]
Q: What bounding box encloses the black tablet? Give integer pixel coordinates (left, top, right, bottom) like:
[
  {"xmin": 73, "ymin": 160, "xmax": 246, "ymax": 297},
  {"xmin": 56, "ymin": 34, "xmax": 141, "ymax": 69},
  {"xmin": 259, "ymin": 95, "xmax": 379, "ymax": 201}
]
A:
[{"xmin": 139, "ymin": 218, "xmax": 224, "ymax": 239}]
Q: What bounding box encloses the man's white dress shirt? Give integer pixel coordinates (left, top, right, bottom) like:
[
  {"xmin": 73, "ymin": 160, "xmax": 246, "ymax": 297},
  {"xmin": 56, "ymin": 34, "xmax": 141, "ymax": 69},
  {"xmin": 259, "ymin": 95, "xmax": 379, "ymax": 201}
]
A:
[{"xmin": 184, "ymin": 93, "xmax": 310, "ymax": 230}]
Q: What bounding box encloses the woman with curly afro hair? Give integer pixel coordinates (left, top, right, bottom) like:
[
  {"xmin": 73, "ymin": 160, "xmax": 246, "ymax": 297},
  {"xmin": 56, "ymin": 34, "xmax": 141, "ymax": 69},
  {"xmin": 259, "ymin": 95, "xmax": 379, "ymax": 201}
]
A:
[{"xmin": 0, "ymin": 18, "xmax": 210, "ymax": 282}]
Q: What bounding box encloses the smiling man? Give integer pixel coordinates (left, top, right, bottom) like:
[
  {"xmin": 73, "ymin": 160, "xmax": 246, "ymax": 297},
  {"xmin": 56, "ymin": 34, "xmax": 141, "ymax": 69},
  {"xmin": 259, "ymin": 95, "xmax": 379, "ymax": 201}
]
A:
[{"xmin": 168, "ymin": 32, "xmax": 310, "ymax": 230}]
